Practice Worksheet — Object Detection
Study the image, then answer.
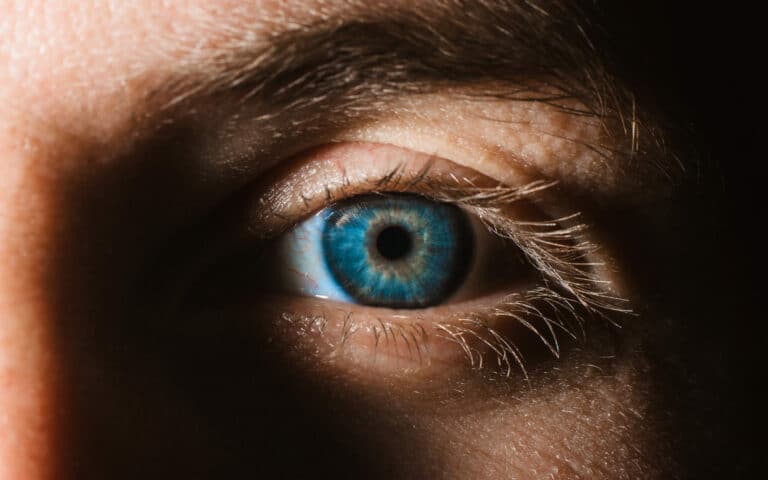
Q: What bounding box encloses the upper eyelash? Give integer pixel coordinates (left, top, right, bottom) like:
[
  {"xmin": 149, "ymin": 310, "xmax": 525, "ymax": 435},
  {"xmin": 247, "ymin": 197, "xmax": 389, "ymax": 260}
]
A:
[
  {"xmin": 431, "ymin": 182, "xmax": 632, "ymax": 377},
  {"xmin": 275, "ymin": 163, "xmax": 633, "ymax": 378}
]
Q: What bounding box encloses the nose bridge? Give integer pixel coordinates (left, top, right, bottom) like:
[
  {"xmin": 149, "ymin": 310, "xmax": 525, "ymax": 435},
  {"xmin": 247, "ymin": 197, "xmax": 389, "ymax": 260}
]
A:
[{"xmin": 0, "ymin": 142, "xmax": 60, "ymax": 480}]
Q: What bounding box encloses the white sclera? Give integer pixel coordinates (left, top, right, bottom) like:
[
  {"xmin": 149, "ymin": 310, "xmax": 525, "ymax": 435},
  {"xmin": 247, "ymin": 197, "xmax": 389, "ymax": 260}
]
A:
[{"xmin": 276, "ymin": 211, "xmax": 354, "ymax": 303}]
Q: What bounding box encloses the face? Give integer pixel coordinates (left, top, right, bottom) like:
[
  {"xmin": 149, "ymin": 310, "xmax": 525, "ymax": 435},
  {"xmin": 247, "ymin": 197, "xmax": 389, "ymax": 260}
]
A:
[{"xmin": 0, "ymin": 1, "xmax": 738, "ymax": 479}]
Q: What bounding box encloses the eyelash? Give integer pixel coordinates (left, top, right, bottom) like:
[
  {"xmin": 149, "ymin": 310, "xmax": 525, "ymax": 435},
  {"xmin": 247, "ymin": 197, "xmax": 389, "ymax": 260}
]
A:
[{"xmin": 271, "ymin": 162, "xmax": 633, "ymax": 378}]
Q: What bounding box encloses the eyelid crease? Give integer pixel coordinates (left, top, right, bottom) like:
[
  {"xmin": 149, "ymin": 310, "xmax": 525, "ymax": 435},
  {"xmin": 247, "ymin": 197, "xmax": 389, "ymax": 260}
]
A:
[{"xmin": 247, "ymin": 145, "xmax": 542, "ymax": 238}]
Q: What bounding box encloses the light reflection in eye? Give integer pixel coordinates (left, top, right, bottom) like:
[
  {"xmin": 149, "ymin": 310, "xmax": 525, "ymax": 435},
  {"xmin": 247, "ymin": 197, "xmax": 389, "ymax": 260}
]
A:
[{"xmin": 276, "ymin": 194, "xmax": 475, "ymax": 308}]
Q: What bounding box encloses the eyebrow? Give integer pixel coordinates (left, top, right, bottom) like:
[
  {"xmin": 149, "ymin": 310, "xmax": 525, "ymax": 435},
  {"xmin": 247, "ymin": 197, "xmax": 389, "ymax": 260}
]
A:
[
  {"xmin": 146, "ymin": 1, "xmax": 674, "ymax": 178},
  {"xmin": 156, "ymin": 1, "xmax": 624, "ymax": 121}
]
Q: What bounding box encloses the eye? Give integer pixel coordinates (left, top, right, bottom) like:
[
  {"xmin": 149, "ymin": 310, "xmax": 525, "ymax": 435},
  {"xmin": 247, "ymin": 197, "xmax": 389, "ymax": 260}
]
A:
[
  {"xmin": 177, "ymin": 142, "xmax": 629, "ymax": 378},
  {"xmin": 276, "ymin": 193, "xmax": 476, "ymax": 308}
]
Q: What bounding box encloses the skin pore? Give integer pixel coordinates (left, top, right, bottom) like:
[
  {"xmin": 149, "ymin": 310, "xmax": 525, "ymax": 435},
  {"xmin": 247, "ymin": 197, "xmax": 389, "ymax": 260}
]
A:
[{"xmin": 0, "ymin": 1, "xmax": 738, "ymax": 479}]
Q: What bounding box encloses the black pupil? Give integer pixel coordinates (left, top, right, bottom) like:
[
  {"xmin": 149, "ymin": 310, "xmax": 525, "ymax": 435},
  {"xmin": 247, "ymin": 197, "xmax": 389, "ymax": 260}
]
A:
[{"xmin": 376, "ymin": 225, "xmax": 412, "ymax": 260}]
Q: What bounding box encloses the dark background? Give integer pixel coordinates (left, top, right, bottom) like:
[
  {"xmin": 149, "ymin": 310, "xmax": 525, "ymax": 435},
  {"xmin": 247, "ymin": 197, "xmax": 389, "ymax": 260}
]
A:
[{"xmin": 602, "ymin": 2, "xmax": 761, "ymax": 475}]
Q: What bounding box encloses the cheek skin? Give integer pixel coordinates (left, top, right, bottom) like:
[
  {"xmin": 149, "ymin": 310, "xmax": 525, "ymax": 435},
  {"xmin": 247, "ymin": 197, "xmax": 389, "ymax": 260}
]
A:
[
  {"xmin": 440, "ymin": 366, "xmax": 663, "ymax": 479},
  {"xmin": 196, "ymin": 294, "xmax": 675, "ymax": 479},
  {"xmin": 261, "ymin": 329, "xmax": 675, "ymax": 480},
  {"xmin": 427, "ymin": 374, "xmax": 661, "ymax": 479}
]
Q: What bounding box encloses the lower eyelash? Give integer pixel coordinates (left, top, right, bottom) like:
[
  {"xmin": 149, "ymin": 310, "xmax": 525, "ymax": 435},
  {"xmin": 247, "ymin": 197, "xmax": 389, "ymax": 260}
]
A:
[
  {"xmin": 435, "ymin": 287, "xmax": 608, "ymax": 378},
  {"xmin": 278, "ymin": 282, "xmax": 620, "ymax": 378}
]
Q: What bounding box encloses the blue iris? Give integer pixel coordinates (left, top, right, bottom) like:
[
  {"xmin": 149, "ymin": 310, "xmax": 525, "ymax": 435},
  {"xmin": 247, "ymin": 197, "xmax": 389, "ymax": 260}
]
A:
[
  {"xmin": 276, "ymin": 194, "xmax": 474, "ymax": 308},
  {"xmin": 321, "ymin": 194, "xmax": 473, "ymax": 308}
]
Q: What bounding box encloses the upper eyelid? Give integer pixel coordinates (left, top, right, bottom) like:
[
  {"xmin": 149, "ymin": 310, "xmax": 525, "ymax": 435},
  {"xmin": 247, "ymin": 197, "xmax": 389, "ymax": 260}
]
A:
[
  {"xmin": 161, "ymin": 88, "xmax": 667, "ymax": 210},
  {"xmin": 245, "ymin": 147, "xmax": 605, "ymax": 253},
  {"xmin": 242, "ymin": 141, "xmax": 555, "ymax": 236}
]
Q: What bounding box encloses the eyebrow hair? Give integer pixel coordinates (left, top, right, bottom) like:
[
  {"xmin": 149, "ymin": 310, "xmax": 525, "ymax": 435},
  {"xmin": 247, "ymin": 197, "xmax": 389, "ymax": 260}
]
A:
[
  {"xmin": 151, "ymin": 0, "xmax": 674, "ymax": 176},
  {"xmin": 159, "ymin": 1, "xmax": 615, "ymax": 113}
]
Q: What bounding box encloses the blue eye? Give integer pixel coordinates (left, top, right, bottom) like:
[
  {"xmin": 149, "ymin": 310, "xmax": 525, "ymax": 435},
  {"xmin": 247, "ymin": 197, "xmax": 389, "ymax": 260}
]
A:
[{"xmin": 277, "ymin": 194, "xmax": 474, "ymax": 308}]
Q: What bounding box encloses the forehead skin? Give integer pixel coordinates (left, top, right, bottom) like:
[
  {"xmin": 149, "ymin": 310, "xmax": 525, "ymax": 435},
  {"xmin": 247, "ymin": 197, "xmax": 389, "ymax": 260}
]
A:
[
  {"xmin": 2, "ymin": 1, "xmax": 305, "ymax": 146},
  {"xmin": 0, "ymin": 2, "xmax": 678, "ymax": 479}
]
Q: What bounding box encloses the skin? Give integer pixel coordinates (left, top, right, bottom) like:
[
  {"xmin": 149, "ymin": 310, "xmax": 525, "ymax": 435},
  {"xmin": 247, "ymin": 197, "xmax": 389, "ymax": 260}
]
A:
[{"xmin": 0, "ymin": 1, "xmax": 735, "ymax": 479}]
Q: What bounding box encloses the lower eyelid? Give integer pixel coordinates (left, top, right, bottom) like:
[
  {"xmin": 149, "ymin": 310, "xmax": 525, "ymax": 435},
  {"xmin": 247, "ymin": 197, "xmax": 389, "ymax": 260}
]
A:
[
  {"xmin": 250, "ymin": 288, "xmax": 586, "ymax": 381},
  {"xmin": 258, "ymin": 294, "xmax": 512, "ymax": 377}
]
